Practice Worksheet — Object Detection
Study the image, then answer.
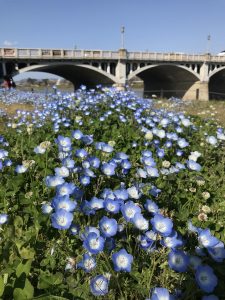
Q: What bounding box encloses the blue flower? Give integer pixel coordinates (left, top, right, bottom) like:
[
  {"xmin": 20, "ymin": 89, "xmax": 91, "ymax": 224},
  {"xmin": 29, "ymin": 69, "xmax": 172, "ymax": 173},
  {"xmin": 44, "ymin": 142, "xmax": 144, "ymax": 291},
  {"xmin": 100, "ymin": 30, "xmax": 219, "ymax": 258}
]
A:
[
  {"xmin": 144, "ymin": 199, "xmax": 159, "ymax": 214},
  {"xmin": 90, "ymin": 274, "xmax": 109, "ymax": 296},
  {"xmin": 104, "ymin": 198, "xmax": 120, "ymax": 214},
  {"xmin": 187, "ymin": 160, "xmax": 202, "ymax": 171},
  {"xmin": 101, "ymin": 162, "xmax": 116, "ymax": 176},
  {"xmin": 149, "ymin": 287, "xmax": 174, "ymax": 300},
  {"xmin": 72, "ymin": 129, "xmax": 83, "ymax": 140},
  {"xmin": 45, "ymin": 175, "xmax": 65, "ymax": 187},
  {"xmin": 112, "ymin": 248, "xmax": 133, "ymax": 272},
  {"xmin": 51, "ymin": 209, "xmax": 73, "ymax": 230},
  {"xmin": 83, "ymin": 232, "xmax": 105, "ymax": 254},
  {"xmin": 121, "ymin": 201, "xmax": 141, "ymax": 222},
  {"xmin": 54, "ymin": 166, "xmax": 70, "ymax": 178},
  {"xmin": 207, "ymin": 241, "xmax": 225, "ymax": 262},
  {"xmin": 195, "ymin": 265, "xmax": 218, "ymax": 293},
  {"xmin": 51, "ymin": 195, "xmax": 77, "ymax": 212},
  {"xmin": 0, "ymin": 213, "xmax": 8, "ymax": 225},
  {"xmin": 132, "ymin": 213, "xmax": 149, "ymax": 231},
  {"xmin": 15, "ymin": 165, "xmax": 27, "ymax": 174},
  {"xmin": 99, "ymin": 216, "xmax": 118, "ymax": 238},
  {"xmin": 151, "ymin": 214, "xmax": 173, "ymax": 237},
  {"xmin": 56, "ymin": 182, "xmax": 76, "ymax": 196},
  {"xmin": 41, "ymin": 203, "xmax": 53, "ymax": 214},
  {"xmin": 77, "ymin": 253, "xmax": 96, "ymax": 272},
  {"xmin": 198, "ymin": 229, "xmax": 220, "ymax": 248},
  {"xmin": 168, "ymin": 249, "xmax": 189, "ymax": 272}
]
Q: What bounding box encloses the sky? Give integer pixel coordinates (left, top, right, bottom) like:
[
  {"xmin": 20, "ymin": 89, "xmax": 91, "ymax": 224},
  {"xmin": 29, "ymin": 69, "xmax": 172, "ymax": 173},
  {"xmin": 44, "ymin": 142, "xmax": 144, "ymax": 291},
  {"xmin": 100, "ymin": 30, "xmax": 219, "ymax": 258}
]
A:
[{"xmin": 1, "ymin": 0, "xmax": 225, "ymax": 79}]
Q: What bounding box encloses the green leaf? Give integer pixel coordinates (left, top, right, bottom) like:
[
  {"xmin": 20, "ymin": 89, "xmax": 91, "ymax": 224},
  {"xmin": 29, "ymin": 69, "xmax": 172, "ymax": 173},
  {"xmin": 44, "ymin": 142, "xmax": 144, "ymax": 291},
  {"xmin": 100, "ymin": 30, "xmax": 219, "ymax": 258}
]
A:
[
  {"xmin": 18, "ymin": 248, "xmax": 35, "ymax": 259},
  {"xmin": 37, "ymin": 272, "xmax": 63, "ymax": 289},
  {"xmin": 0, "ymin": 276, "xmax": 4, "ymax": 297},
  {"xmin": 13, "ymin": 278, "xmax": 34, "ymax": 300},
  {"xmin": 16, "ymin": 260, "xmax": 32, "ymax": 278}
]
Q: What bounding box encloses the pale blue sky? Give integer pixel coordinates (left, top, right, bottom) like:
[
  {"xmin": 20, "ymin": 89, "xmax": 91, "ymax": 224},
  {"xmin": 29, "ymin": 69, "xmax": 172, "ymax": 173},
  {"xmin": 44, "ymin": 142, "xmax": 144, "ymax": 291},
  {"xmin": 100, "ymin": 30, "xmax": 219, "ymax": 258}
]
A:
[{"xmin": 1, "ymin": 0, "xmax": 225, "ymax": 79}]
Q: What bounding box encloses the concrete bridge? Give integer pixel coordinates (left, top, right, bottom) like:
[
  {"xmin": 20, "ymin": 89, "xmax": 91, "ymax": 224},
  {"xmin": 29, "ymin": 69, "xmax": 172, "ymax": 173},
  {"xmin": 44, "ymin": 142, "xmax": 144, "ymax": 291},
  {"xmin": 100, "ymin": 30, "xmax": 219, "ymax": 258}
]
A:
[{"xmin": 1, "ymin": 47, "xmax": 225, "ymax": 100}]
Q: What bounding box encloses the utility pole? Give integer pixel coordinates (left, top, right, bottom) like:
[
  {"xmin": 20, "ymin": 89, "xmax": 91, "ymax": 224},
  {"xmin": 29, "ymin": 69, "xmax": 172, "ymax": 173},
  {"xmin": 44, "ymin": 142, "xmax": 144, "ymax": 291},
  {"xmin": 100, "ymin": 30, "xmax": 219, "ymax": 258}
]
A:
[
  {"xmin": 121, "ymin": 26, "xmax": 125, "ymax": 49},
  {"xmin": 207, "ymin": 34, "xmax": 211, "ymax": 54}
]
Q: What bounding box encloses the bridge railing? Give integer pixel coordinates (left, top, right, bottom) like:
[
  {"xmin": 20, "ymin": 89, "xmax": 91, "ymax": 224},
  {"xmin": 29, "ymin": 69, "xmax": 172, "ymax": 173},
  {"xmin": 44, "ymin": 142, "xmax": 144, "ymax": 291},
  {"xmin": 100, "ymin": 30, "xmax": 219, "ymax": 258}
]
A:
[
  {"xmin": 0, "ymin": 48, "xmax": 119, "ymax": 59},
  {"xmin": 1, "ymin": 48, "xmax": 225, "ymax": 63}
]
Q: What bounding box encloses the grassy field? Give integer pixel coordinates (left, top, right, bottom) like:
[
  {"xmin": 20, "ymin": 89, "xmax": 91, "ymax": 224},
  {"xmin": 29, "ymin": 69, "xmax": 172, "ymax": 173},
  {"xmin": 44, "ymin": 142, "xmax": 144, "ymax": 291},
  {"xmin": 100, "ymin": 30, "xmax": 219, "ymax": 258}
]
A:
[{"xmin": 153, "ymin": 99, "xmax": 225, "ymax": 127}]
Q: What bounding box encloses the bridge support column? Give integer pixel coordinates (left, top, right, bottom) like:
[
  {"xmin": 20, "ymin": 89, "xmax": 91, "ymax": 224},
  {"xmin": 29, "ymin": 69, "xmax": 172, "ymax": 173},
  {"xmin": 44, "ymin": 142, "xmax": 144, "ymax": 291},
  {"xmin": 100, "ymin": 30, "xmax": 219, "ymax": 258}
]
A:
[
  {"xmin": 2, "ymin": 62, "xmax": 6, "ymax": 76},
  {"xmin": 183, "ymin": 81, "xmax": 209, "ymax": 101},
  {"xmin": 115, "ymin": 49, "xmax": 127, "ymax": 90}
]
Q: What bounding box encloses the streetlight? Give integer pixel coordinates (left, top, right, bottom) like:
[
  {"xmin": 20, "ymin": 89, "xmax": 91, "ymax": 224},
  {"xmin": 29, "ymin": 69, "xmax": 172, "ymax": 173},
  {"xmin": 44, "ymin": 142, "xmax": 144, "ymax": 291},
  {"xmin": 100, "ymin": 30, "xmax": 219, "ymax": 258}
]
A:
[{"xmin": 121, "ymin": 26, "xmax": 125, "ymax": 49}]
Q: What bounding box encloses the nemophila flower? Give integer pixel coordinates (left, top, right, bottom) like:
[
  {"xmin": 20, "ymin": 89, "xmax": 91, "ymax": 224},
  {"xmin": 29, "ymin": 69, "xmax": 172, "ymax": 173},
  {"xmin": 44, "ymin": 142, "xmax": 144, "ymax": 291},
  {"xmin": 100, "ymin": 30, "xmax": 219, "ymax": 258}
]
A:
[
  {"xmin": 114, "ymin": 188, "xmax": 129, "ymax": 201},
  {"xmin": 206, "ymin": 136, "xmax": 217, "ymax": 146},
  {"xmin": 90, "ymin": 274, "xmax": 109, "ymax": 296},
  {"xmin": 157, "ymin": 148, "xmax": 165, "ymax": 158},
  {"xmin": 195, "ymin": 265, "xmax": 218, "ymax": 293},
  {"xmin": 142, "ymin": 156, "xmax": 156, "ymax": 167},
  {"xmin": 189, "ymin": 151, "xmax": 201, "ymax": 162},
  {"xmin": 149, "ymin": 186, "xmax": 161, "ymax": 197},
  {"xmin": 120, "ymin": 159, "xmax": 131, "ymax": 170},
  {"xmin": 80, "ymin": 226, "xmax": 100, "ymax": 241},
  {"xmin": 164, "ymin": 140, "xmax": 172, "ymax": 148},
  {"xmin": 127, "ymin": 186, "xmax": 141, "ymax": 199},
  {"xmin": 56, "ymin": 182, "xmax": 76, "ymax": 196},
  {"xmin": 89, "ymin": 156, "xmax": 100, "ymax": 168},
  {"xmin": 101, "ymin": 162, "xmax": 116, "ymax": 176},
  {"xmin": 187, "ymin": 160, "xmax": 202, "ymax": 171},
  {"xmin": 51, "ymin": 195, "xmax": 77, "ymax": 212},
  {"xmin": 142, "ymin": 150, "xmax": 152, "ymax": 157},
  {"xmin": 81, "ymin": 134, "xmax": 93, "ymax": 145},
  {"xmin": 77, "ymin": 253, "xmax": 96, "ymax": 273},
  {"xmin": 112, "ymin": 249, "xmax": 133, "ymax": 272},
  {"xmin": 99, "ymin": 216, "xmax": 118, "ymax": 238},
  {"xmin": 132, "ymin": 213, "xmax": 149, "ymax": 231},
  {"xmin": 41, "ymin": 202, "xmax": 53, "ymax": 214},
  {"xmin": 51, "ymin": 209, "xmax": 73, "ymax": 230},
  {"xmin": 102, "ymin": 143, "xmax": 114, "ymax": 153},
  {"xmin": 62, "ymin": 157, "xmax": 75, "ymax": 169},
  {"xmin": 54, "ymin": 166, "xmax": 70, "ymax": 178},
  {"xmin": 151, "ymin": 214, "xmax": 173, "ymax": 237},
  {"xmin": 69, "ymin": 224, "xmax": 79, "ymax": 235},
  {"xmin": 45, "ymin": 175, "xmax": 65, "ymax": 187},
  {"xmin": 15, "ymin": 164, "xmax": 27, "ymax": 173},
  {"xmin": 55, "ymin": 135, "xmax": 72, "ymax": 149},
  {"xmin": 198, "ymin": 229, "xmax": 220, "ymax": 248},
  {"xmin": 104, "ymin": 198, "xmax": 120, "ymax": 214},
  {"xmin": 149, "ymin": 287, "xmax": 174, "ymax": 300},
  {"xmin": 79, "ymin": 175, "xmax": 90, "ymax": 186},
  {"xmin": 168, "ymin": 249, "xmax": 189, "ymax": 272},
  {"xmin": 89, "ymin": 197, "xmax": 104, "ymax": 210},
  {"xmin": 146, "ymin": 166, "xmax": 159, "ymax": 177},
  {"xmin": 34, "ymin": 145, "xmax": 46, "ymax": 154},
  {"xmin": 0, "ymin": 213, "xmax": 8, "ymax": 225},
  {"xmin": 177, "ymin": 138, "xmax": 189, "ymax": 148},
  {"xmin": 0, "ymin": 149, "xmax": 8, "ymax": 159},
  {"xmin": 72, "ymin": 129, "xmax": 83, "ymax": 140},
  {"xmin": 137, "ymin": 168, "xmax": 147, "ymax": 178},
  {"xmin": 161, "ymin": 231, "xmax": 183, "ymax": 249},
  {"xmin": 83, "ymin": 232, "xmax": 105, "ymax": 254},
  {"xmin": 75, "ymin": 148, "xmax": 88, "ymax": 159},
  {"xmin": 207, "ymin": 241, "xmax": 225, "ymax": 262},
  {"xmin": 121, "ymin": 201, "xmax": 141, "ymax": 222},
  {"xmin": 83, "ymin": 168, "xmax": 95, "ymax": 178}
]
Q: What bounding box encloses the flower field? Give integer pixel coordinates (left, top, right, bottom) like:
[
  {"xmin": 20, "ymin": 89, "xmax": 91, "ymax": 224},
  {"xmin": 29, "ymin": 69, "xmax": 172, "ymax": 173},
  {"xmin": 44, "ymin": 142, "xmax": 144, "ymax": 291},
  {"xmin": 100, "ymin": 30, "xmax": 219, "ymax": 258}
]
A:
[{"xmin": 0, "ymin": 86, "xmax": 225, "ymax": 299}]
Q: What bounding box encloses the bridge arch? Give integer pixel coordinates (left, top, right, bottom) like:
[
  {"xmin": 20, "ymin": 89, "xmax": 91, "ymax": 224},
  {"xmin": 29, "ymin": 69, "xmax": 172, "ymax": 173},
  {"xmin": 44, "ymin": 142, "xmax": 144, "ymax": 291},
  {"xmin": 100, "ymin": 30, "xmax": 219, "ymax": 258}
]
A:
[
  {"xmin": 128, "ymin": 64, "xmax": 201, "ymax": 99},
  {"xmin": 208, "ymin": 66, "xmax": 225, "ymax": 100},
  {"xmin": 17, "ymin": 62, "xmax": 118, "ymax": 89}
]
